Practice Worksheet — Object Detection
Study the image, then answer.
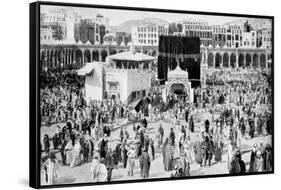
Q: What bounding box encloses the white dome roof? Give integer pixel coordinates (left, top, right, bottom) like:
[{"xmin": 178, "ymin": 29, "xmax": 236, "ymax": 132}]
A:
[{"xmin": 168, "ymin": 66, "xmax": 189, "ymax": 79}]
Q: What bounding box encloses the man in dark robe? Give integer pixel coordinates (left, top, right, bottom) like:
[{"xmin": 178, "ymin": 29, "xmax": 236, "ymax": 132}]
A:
[
  {"xmin": 189, "ymin": 116, "xmax": 194, "ymax": 132},
  {"xmin": 205, "ymin": 120, "xmax": 210, "ymax": 134},
  {"xmin": 140, "ymin": 147, "xmax": 151, "ymax": 178},
  {"xmin": 43, "ymin": 134, "xmax": 50, "ymax": 153},
  {"xmin": 105, "ymin": 148, "xmax": 115, "ymax": 182},
  {"xmin": 185, "ymin": 109, "xmax": 189, "ymax": 123},
  {"xmin": 158, "ymin": 124, "xmax": 164, "ymax": 145},
  {"xmin": 264, "ymin": 144, "xmax": 272, "ymax": 171},
  {"xmin": 60, "ymin": 139, "xmax": 67, "ymax": 166},
  {"xmin": 237, "ymin": 151, "xmax": 246, "ymax": 174},
  {"xmin": 143, "ymin": 118, "xmax": 148, "ymax": 128},
  {"xmin": 100, "ymin": 136, "xmax": 108, "ymax": 159},
  {"xmin": 229, "ymin": 152, "xmax": 241, "ymax": 174},
  {"xmin": 169, "ymin": 128, "xmax": 175, "ymax": 146},
  {"xmin": 207, "ymin": 136, "xmax": 215, "ymax": 167},
  {"xmin": 249, "ymin": 144, "xmax": 257, "ymax": 172}
]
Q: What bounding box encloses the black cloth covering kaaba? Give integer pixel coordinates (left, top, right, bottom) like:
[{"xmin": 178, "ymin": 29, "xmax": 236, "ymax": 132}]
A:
[{"xmin": 157, "ymin": 36, "xmax": 201, "ymax": 87}]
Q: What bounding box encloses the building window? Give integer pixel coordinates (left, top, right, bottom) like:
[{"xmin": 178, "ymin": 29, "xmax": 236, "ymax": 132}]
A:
[
  {"xmin": 132, "ymin": 91, "xmax": 137, "ymax": 99},
  {"xmin": 109, "ymin": 83, "xmax": 117, "ymax": 90}
]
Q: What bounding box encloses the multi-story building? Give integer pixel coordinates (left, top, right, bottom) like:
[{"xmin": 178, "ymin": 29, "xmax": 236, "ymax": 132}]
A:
[
  {"xmin": 212, "ymin": 25, "xmax": 227, "ymax": 47},
  {"xmin": 131, "ymin": 23, "xmax": 168, "ymax": 46},
  {"xmin": 40, "ymin": 27, "xmax": 54, "ymax": 42},
  {"xmin": 241, "ymin": 30, "xmax": 257, "ymax": 48},
  {"xmin": 116, "ymin": 32, "xmax": 132, "ymax": 46},
  {"xmin": 225, "ymin": 24, "xmax": 243, "ymax": 48},
  {"xmin": 95, "ymin": 14, "xmax": 109, "ymax": 44},
  {"xmin": 76, "ymin": 18, "xmax": 100, "ymax": 44},
  {"xmin": 40, "ymin": 8, "xmax": 79, "ymax": 41},
  {"xmin": 257, "ymin": 28, "xmax": 272, "ymax": 49},
  {"xmin": 178, "ymin": 19, "xmax": 213, "ymax": 46}
]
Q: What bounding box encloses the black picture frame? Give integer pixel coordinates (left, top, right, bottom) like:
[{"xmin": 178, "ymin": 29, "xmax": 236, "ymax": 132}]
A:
[{"xmin": 30, "ymin": 1, "xmax": 274, "ymax": 189}]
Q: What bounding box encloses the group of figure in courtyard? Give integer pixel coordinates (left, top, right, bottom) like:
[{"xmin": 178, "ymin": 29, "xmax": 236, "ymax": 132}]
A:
[{"xmin": 40, "ymin": 67, "xmax": 273, "ymax": 185}]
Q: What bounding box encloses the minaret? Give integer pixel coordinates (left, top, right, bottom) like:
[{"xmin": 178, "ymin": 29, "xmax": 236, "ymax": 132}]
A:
[{"xmin": 64, "ymin": 10, "xmax": 75, "ymax": 43}]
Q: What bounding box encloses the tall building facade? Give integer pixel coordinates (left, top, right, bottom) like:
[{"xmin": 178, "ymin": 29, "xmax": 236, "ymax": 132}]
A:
[
  {"xmin": 212, "ymin": 25, "xmax": 227, "ymax": 47},
  {"xmin": 131, "ymin": 24, "xmax": 168, "ymax": 46},
  {"xmin": 40, "ymin": 8, "xmax": 80, "ymax": 41},
  {"xmin": 178, "ymin": 19, "xmax": 213, "ymax": 46},
  {"xmin": 75, "ymin": 18, "xmax": 100, "ymax": 44}
]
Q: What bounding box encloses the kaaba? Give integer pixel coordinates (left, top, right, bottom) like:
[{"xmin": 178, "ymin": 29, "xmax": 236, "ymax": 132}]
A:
[{"xmin": 157, "ymin": 36, "xmax": 201, "ymax": 87}]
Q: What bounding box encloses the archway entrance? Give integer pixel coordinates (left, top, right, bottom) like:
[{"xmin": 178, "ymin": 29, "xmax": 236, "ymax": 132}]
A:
[{"xmin": 169, "ymin": 83, "xmax": 188, "ymax": 101}]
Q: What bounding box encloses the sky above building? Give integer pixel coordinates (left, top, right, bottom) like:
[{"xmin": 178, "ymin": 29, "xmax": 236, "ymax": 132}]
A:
[{"xmin": 41, "ymin": 5, "xmax": 272, "ymax": 27}]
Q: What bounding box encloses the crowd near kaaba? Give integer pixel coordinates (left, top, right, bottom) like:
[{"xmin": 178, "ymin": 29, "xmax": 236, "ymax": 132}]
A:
[{"xmin": 40, "ymin": 62, "xmax": 272, "ymax": 185}]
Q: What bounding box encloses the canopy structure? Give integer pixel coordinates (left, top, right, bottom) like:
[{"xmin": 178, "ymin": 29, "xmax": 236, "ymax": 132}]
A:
[
  {"xmin": 168, "ymin": 65, "xmax": 189, "ymax": 80},
  {"xmin": 108, "ymin": 51, "xmax": 155, "ymax": 61},
  {"xmin": 108, "ymin": 45, "xmax": 155, "ymax": 62},
  {"xmin": 77, "ymin": 62, "xmax": 96, "ymax": 76}
]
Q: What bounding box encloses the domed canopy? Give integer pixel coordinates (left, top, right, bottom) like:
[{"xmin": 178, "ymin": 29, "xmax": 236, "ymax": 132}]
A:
[{"xmin": 168, "ymin": 66, "xmax": 189, "ymax": 80}]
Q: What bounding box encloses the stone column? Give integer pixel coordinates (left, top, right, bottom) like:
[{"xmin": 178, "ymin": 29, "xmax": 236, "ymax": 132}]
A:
[
  {"xmin": 90, "ymin": 50, "xmax": 93, "ymax": 62},
  {"xmin": 68, "ymin": 50, "xmax": 70, "ymax": 65},
  {"xmin": 99, "ymin": 50, "xmax": 102, "ymax": 62},
  {"xmin": 73, "ymin": 50, "xmax": 76, "ymax": 64},
  {"xmin": 69, "ymin": 50, "xmax": 72, "ymax": 64},
  {"xmin": 81, "ymin": 50, "xmax": 85, "ymax": 65},
  {"xmin": 65, "ymin": 51, "xmax": 68, "ymax": 66},
  {"xmin": 62, "ymin": 50, "xmax": 65, "ymax": 67}
]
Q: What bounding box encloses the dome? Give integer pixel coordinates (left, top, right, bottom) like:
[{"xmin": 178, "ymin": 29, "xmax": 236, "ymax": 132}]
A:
[{"xmin": 168, "ymin": 66, "xmax": 189, "ymax": 80}]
